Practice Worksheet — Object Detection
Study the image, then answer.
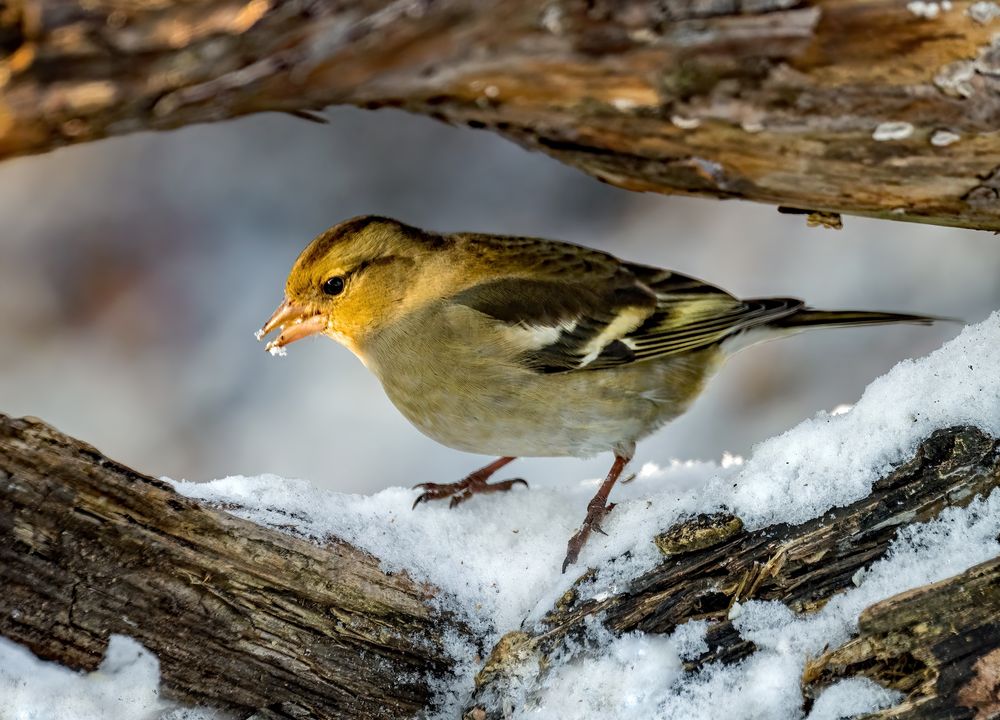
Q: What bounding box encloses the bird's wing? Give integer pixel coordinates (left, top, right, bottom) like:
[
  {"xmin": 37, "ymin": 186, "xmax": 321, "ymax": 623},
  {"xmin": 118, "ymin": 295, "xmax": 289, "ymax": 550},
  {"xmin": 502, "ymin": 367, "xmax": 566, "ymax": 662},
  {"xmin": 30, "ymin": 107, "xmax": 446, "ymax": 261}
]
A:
[
  {"xmin": 448, "ymin": 234, "xmax": 803, "ymax": 374},
  {"xmin": 449, "ymin": 274, "xmax": 658, "ymax": 373},
  {"xmin": 618, "ymin": 263, "xmax": 804, "ymax": 364}
]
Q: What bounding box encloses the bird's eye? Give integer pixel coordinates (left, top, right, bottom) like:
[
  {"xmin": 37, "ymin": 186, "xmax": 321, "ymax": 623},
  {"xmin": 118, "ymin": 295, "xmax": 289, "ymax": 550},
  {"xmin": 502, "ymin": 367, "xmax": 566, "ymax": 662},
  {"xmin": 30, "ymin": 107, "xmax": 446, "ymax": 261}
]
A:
[{"xmin": 322, "ymin": 276, "xmax": 345, "ymax": 296}]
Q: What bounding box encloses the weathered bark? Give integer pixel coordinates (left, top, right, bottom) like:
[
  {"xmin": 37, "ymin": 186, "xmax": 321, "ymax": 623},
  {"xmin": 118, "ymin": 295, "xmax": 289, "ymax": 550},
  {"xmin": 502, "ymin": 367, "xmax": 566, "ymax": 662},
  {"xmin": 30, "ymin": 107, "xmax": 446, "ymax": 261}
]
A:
[
  {"xmin": 2, "ymin": 413, "xmax": 998, "ymax": 719},
  {"xmin": 466, "ymin": 426, "xmax": 1000, "ymax": 717},
  {"xmin": 3, "ymin": 1, "xmax": 1000, "ymax": 229},
  {"xmin": 0, "ymin": 413, "xmax": 464, "ymax": 719},
  {"xmin": 804, "ymin": 556, "xmax": 1000, "ymax": 719}
]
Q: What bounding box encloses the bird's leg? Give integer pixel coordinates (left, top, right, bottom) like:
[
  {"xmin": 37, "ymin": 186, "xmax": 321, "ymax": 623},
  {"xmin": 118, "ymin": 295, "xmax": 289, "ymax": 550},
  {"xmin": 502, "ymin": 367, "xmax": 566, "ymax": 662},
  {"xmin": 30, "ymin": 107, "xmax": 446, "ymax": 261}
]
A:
[
  {"xmin": 412, "ymin": 457, "xmax": 526, "ymax": 509},
  {"xmin": 562, "ymin": 454, "xmax": 631, "ymax": 573}
]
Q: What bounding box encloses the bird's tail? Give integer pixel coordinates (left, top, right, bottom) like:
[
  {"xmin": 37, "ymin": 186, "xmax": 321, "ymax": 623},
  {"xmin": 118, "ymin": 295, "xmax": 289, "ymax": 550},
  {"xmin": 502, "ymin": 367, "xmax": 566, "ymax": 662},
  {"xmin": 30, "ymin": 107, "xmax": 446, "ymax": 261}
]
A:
[
  {"xmin": 720, "ymin": 306, "xmax": 947, "ymax": 355},
  {"xmin": 767, "ymin": 308, "xmax": 941, "ymax": 331}
]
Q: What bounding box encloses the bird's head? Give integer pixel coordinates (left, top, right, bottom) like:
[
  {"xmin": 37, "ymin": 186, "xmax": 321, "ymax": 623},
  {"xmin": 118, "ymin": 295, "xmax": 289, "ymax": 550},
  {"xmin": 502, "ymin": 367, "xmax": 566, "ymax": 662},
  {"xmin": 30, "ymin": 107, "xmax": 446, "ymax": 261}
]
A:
[{"xmin": 257, "ymin": 215, "xmax": 452, "ymax": 357}]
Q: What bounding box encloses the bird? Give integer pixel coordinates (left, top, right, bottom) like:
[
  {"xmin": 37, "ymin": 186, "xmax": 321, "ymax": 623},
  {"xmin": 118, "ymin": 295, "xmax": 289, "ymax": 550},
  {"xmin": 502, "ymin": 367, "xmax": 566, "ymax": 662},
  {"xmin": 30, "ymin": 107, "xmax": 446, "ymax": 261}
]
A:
[{"xmin": 257, "ymin": 215, "xmax": 939, "ymax": 572}]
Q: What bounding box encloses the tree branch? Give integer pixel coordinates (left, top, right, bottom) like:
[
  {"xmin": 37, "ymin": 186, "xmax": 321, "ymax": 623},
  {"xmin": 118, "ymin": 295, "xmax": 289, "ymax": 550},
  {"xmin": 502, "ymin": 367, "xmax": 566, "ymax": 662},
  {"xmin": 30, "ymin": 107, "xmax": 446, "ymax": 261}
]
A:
[
  {"xmin": 3, "ymin": 1, "xmax": 1000, "ymax": 229},
  {"xmin": 805, "ymin": 556, "xmax": 1000, "ymax": 719}
]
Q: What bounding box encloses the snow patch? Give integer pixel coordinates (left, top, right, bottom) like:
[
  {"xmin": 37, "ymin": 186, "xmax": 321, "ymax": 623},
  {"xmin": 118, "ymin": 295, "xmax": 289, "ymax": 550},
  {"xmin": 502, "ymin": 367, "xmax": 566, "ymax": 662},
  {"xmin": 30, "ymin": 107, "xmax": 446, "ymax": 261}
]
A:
[
  {"xmin": 511, "ymin": 491, "xmax": 1000, "ymax": 719},
  {"xmin": 522, "ymin": 627, "xmax": 695, "ymax": 719},
  {"xmin": 671, "ymin": 115, "xmax": 701, "ymax": 130},
  {"xmin": 0, "ymin": 635, "xmax": 219, "ymax": 720},
  {"xmin": 872, "ymin": 121, "xmax": 915, "ymax": 141},
  {"xmin": 934, "ymin": 60, "xmax": 977, "ymax": 98},
  {"xmin": 807, "ymin": 678, "xmax": 901, "ymax": 720},
  {"xmin": 968, "ymin": 0, "xmax": 1000, "ymax": 23},
  {"xmin": 907, "ymin": 0, "xmax": 952, "ymax": 18},
  {"xmin": 930, "ymin": 129, "xmax": 962, "ymax": 146}
]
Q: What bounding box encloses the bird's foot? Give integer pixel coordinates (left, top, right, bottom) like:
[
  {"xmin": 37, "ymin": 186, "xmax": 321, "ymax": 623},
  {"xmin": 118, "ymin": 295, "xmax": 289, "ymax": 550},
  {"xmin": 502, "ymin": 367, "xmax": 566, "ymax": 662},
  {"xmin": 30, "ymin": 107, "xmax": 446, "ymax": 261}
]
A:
[
  {"xmin": 562, "ymin": 499, "xmax": 617, "ymax": 573},
  {"xmin": 412, "ymin": 475, "xmax": 528, "ymax": 509}
]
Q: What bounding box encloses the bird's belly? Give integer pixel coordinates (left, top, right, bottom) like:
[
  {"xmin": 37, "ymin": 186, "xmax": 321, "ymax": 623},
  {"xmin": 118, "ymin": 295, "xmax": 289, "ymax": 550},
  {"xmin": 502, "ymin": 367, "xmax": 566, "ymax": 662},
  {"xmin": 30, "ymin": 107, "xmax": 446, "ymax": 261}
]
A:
[
  {"xmin": 373, "ymin": 354, "xmax": 715, "ymax": 458},
  {"xmin": 385, "ymin": 381, "xmax": 639, "ymax": 457}
]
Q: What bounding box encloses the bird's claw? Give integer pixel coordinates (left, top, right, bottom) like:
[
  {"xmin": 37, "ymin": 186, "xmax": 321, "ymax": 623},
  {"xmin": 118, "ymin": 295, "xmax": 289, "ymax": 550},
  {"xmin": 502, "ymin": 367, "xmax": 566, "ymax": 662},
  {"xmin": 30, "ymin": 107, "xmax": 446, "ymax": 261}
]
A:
[
  {"xmin": 561, "ymin": 502, "xmax": 616, "ymax": 573},
  {"xmin": 412, "ymin": 481, "xmax": 443, "ymax": 491},
  {"xmin": 411, "ymin": 493, "xmax": 429, "ymax": 510},
  {"xmin": 411, "ymin": 477, "xmax": 528, "ymax": 510},
  {"xmin": 412, "ymin": 481, "xmax": 446, "ymax": 509}
]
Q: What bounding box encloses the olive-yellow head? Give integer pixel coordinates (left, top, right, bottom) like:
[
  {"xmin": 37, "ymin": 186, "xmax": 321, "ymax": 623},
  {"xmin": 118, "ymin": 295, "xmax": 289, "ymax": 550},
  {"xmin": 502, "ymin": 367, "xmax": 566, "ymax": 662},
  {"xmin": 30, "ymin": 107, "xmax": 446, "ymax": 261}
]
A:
[{"xmin": 258, "ymin": 215, "xmax": 455, "ymax": 357}]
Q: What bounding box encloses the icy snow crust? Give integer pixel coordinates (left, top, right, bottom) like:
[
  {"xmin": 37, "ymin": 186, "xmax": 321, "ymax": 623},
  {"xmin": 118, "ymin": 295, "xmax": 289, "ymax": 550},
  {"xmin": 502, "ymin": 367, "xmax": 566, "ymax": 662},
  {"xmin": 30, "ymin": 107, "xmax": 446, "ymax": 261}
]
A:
[{"xmin": 156, "ymin": 313, "xmax": 997, "ymax": 718}]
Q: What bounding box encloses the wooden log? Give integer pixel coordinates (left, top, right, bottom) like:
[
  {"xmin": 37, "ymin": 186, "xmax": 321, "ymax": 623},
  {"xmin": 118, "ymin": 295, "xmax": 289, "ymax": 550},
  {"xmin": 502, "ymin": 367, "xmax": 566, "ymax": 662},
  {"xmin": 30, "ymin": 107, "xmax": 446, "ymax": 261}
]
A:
[
  {"xmin": 2, "ymin": 412, "xmax": 997, "ymax": 718},
  {"xmin": 804, "ymin": 555, "xmax": 1000, "ymax": 719},
  {"xmin": 466, "ymin": 425, "xmax": 1000, "ymax": 716},
  {"xmin": 3, "ymin": 1, "xmax": 1000, "ymax": 229},
  {"xmin": 0, "ymin": 413, "xmax": 466, "ymax": 719}
]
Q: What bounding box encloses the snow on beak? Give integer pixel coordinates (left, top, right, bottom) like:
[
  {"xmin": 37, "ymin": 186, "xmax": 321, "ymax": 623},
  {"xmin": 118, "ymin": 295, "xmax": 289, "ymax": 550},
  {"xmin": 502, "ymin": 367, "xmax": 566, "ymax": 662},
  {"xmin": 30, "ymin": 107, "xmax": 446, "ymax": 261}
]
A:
[{"xmin": 256, "ymin": 297, "xmax": 327, "ymax": 356}]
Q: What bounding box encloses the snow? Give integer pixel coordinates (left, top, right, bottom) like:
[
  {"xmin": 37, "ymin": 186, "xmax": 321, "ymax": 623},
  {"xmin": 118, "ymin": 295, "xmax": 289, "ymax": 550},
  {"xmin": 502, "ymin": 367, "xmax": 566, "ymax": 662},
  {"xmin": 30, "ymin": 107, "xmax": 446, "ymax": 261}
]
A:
[
  {"xmin": 930, "ymin": 129, "xmax": 961, "ymax": 147},
  {"xmin": 968, "ymin": 0, "xmax": 1000, "ymax": 23},
  {"xmin": 906, "ymin": 0, "xmax": 952, "ymax": 19},
  {"xmin": 520, "ymin": 627, "xmax": 699, "ymax": 720},
  {"xmin": 872, "ymin": 121, "xmax": 915, "ymax": 141},
  {"xmin": 0, "ymin": 635, "xmax": 218, "ymax": 720},
  {"xmin": 484, "ymin": 491, "xmax": 1000, "ymax": 720},
  {"xmin": 806, "ymin": 679, "xmax": 901, "ymax": 720},
  {"xmin": 671, "ymin": 115, "xmax": 701, "ymax": 130},
  {"xmin": 7, "ymin": 313, "xmax": 999, "ymax": 717}
]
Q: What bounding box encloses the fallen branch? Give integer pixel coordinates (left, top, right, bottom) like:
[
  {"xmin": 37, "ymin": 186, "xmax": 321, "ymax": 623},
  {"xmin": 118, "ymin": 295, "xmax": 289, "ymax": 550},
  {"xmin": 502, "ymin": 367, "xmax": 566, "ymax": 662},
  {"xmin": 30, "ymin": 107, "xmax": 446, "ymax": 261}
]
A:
[
  {"xmin": 1, "ymin": 414, "xmax": 998, "ymax": 718},
  {"xmin": 466, "ymin": 426, "xmax": 1000, "ymax": 717},
  {"xmin": 3, "ymin": 1, "xmax": 1000, "ymax": 228},
  {"xmin": 805, "ymin": 556, "xmax": 1000, "ymax": 719},
  {"xmin": 0, "ymin": 413, "xmax": 464, "ymax": 719}
]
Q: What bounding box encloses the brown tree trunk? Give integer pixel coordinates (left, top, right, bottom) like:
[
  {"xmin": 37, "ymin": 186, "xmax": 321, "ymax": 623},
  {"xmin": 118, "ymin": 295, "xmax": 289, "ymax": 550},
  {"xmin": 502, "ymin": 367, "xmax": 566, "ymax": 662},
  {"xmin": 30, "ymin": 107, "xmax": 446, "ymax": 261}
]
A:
[
  {"xmin": 2, "ymin": 1, "xmax": 1000, "ymax": 229},
  {"xmin": 2, "ymin": 413, "xmax": 998, "ymax": 718}
]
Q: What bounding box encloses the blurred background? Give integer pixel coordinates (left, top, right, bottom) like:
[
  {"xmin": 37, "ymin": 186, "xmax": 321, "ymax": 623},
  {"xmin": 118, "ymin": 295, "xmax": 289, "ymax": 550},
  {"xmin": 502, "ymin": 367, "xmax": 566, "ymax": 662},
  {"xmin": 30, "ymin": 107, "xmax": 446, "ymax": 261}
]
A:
[{"xmin": 1, "ymin": 108, "xmax": 997, "ymax": 492}]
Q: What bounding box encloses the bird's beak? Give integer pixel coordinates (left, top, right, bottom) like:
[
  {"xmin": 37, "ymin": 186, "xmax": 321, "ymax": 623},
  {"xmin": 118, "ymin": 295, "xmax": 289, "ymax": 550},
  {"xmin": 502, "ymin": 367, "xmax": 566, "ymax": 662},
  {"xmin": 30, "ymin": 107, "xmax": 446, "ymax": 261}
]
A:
[{"xmin": 256, "ymin": 297, "xmax": 327, "ymax": 355}]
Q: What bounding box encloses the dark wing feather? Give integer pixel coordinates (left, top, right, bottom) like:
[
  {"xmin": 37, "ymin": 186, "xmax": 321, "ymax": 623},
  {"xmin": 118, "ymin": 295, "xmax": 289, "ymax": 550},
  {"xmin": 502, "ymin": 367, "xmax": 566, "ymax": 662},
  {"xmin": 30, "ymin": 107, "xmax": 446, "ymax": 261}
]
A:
[
  {"xmin": 611, "ymin": 262, "xmax": 800, "ymax": 360},
  {"xmin": 451, "ymin": 277, "xmax": 657, "ymax": 373},
  {"xmin": 449, "ymin": 253, "xmax": 802, "ymax": 375}
]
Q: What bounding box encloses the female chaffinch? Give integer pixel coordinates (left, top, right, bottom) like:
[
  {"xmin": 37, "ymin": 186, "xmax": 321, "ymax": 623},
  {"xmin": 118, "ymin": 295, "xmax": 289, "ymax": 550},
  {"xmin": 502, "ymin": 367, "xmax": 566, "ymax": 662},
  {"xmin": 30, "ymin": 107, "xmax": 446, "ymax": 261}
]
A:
[{"xmin": 258, "ymin": 216, "xmax": 936, "ymax": 572}]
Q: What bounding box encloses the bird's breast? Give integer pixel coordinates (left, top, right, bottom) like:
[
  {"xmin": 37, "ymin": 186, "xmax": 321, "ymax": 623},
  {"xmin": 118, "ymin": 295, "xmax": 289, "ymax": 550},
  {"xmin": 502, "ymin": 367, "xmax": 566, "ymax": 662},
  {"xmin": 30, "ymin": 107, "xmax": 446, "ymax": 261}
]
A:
[{"xmin": 360, "ymin": 311, "xmax": 718, "ymax": 458}]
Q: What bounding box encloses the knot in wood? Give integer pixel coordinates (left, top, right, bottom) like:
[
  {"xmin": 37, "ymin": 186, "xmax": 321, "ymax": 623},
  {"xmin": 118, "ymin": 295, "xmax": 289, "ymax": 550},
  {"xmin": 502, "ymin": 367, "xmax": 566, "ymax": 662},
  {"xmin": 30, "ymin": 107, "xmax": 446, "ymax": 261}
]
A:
[{"xmin": 654, "ymin": 512, "xmax": 744, "ymax": 557}]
